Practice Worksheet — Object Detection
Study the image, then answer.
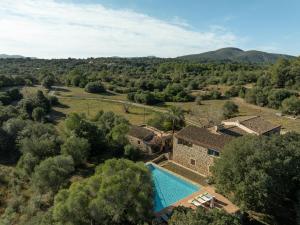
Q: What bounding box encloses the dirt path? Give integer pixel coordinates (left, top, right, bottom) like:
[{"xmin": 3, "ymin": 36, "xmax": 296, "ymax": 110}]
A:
[{"xmin": 50, "ymin": 86, "xmax": 202, "ymax": 127}]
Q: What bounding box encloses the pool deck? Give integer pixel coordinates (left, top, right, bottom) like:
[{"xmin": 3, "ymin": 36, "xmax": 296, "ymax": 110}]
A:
[{"xmin": 153, "ymin": 162, "xmax": 240, "ymax": 217}]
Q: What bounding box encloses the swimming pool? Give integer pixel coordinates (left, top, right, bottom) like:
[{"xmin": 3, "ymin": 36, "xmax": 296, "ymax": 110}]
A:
[{"xmin": 147, "ymin": 163, "xmax": 200, "ymax": 212}]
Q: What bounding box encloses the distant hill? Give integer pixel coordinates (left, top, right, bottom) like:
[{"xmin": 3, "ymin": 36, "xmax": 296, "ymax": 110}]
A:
[
  {"xmin": 0, "ymin": 54, "xmax": 26, "ymax": 59},
  {"xmin": 177, "ymin": 47, "xmax": 295, "ymax": 64}
]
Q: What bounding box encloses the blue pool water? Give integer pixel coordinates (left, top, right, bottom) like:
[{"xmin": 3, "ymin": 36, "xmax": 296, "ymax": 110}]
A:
[{"xmin": 147, "ymin": 164, "xmax": 199, "ymax": 212}]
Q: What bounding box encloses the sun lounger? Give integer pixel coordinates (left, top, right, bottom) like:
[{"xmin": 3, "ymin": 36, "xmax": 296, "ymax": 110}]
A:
[
  {"xmin": 188, "ymin": 199, "xmax": 202, "ymax": 207},
  {"xmin": 201, "ymin": 193, "xmax": 214, "ymax": 202},
  {"xmin": 195, "ymin": 195, "xmax": 207, "ymax": 204}
]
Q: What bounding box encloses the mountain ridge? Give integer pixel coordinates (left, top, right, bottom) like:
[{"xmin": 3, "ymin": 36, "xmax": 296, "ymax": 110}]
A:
[
  {"xmin": 0, "ymin": 54, "xmax": 26, "ymax": 59},
  {"xmin": 177, "ymin": 47, "xmax": 295, "ymax": 63}
]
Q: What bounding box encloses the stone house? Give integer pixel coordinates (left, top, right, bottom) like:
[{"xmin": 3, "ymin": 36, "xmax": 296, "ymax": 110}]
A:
[
  {"xmin": 127, "ymin": 125, "xmax": 172, "ymax": 155},
  {"xmin": 172, "ymin": 116, "xmax": 280, "ymax": 176},
  {"xmin": 173, "ymin": 126, "xmax": 233, "ymax": 176},
  {"xmin": 220, "ymin": 116, "xmax": 281, "ymax": 136}
]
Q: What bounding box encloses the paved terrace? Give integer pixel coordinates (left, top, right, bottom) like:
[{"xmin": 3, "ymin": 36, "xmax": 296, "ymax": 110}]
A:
[{"xmin": 155, "ymin": 161, "xmax": 240, "ymax": 217}]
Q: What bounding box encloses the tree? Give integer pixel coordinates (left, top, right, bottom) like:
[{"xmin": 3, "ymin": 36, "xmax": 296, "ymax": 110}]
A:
[
  {"xmin": 195, "ymin": 95, "xmax": 202, "ymax": 105},
  {"xmin": 84, "ymin": 81, "xmax": 105, "ymax": 93},
  {"xmin": 53, "ymin": 159, "xmax": 153, "ymax": 225},
  {"xmin": 7, "ymin": 88, "xmax": 23, "ymax": 101},
  {"xmin": 17, "ymin": 123, "xmax": 61, "ymax": 176},
  {"xmin": 41, "ymin": 76, "xmax": 54, "ymax": 89},
  {"xmin": 123, "ymin": 103, "xmax": 130, "ymax": 113},
  {"xmin": 108, "ymin": 123, "xmax": 130, "ymax": 155},
  {"xmin": 166, "ymin": 106, "xmax": 185, "ymax": 133},
  {"xmin": 61, "ymin": 136, "xmax": 90, "ymax": 166},
  {"xmin": 267, "ymin": 89, "xmax": 293, "ymax": 109},
  {"xmin": 32, "ymin": 107, "xmax": 46, "ymax": 122},
  {"xmin": 169, "ymin": 206, "xmax": 240, "ymax": 225},
  {"xmin": 271, "ymin": 58, "xmax": 290, "ymax": 88},
  {"xmin": 64, "ymin": 113, "xmax": 105, "ymax": 155},
  {"xmin": 34, "ymin": 90, "xmax": 51, "ymax": 113},
  {"xmin": 32, "ymin": 155, "xmax": 74, "ymax": 194},
  {"xmin": 124, "ymin": 144, "xmax": 140, "ymax": 160},
  {"xmin": 281, "ymin": 96, "xmax": 300, "ymax": 116},
  {"xmin": 1, "ymin": 118, "xmax": 28, "ymax": 161},
  {"xmin": 256, "ymin": 74, "xmax": 271, "ymax": 87},
  {"xmin": 48, "ymin": 95, "xmax": 59, "ymax": 106},
  {"xmin": 212, "ymin": 133, "xmax": 300, "ymax": 215},
  {"xmin": 222, "ymin": 101, "xmax": 239, "ymax": 119}
]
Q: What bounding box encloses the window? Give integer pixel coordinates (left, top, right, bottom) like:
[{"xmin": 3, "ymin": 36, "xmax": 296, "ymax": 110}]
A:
[
  {"xmin": 207, "ymin": 148, "xmax": 220, "ymax": 157},
  {"xmin": 190, "ymin": 159, "xmax": 196, "ymax": 165},
  {"xmin": 177, "ymin": 138, "xmax": 193, "ymax": 147}
]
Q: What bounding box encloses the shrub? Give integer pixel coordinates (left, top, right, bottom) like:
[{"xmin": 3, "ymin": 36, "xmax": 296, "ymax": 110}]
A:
[
  {"xmin": 32, "ymin": 107, "xmax": 46, "ymax": 122},
  {"xmin": 281, "ymin": 96, "xmax": 300, "ymax": 116},
  {"xmin": 84, "ymin": 81, "xmax": 105, "ymax": 93},
  {"xmin": 124, "ymin": 144, "xmax": 140, "ymax": 160},
  {"xmin": 61, "ymin": 136, "xmax": 90, "ymax": 166},
  {"xmin": 48, "ymin": 95, "xmax": 59, "ymax": 106},
  {"xmin": 222, "ymin": 101, "xmax": 239, "ymax": 119}
]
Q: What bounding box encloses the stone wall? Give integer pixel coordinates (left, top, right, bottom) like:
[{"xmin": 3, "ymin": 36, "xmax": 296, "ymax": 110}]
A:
[
  {"xmin": 127, "ymin": 135, "xmax": 153, "ymax": 154},
  {"xmin": 172, "ymin": 136, "xmax": 215, "ymax": 177}
]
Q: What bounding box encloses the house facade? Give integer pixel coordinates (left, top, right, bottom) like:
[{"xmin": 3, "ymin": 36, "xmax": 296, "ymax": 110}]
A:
[
  {"xmin": 173, "ymin": 126, "xmax": 233, "ymax": 176},
  {"xmin": 127, "ymin": 125, "xmax": 172, "ymax": 155},
  {"xmin": 172, "ymin": 116, "xmax": 280, "ymax": 176}
]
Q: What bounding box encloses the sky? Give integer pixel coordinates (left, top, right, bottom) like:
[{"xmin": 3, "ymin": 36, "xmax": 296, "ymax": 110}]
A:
[{"xmin": 0, "ymin": 0, "xmax": 299, "ymax": 58}]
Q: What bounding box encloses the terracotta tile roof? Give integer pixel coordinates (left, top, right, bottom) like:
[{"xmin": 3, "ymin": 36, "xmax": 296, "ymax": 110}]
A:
[
  {"xmin": 222, "ymin": 116, "xmax": 281, "ymax": 135},
  {"xmin": 127, "ymin": 125, "xmax": 154, "ymax": 140},
  {"xmin": 175, "ymin": 126, "xmax": 234, "ymax": 151},
  {"xmin": 222, "ymin": 115, "xmax": 257, "ymax": 123},
  {"xmin": 219, "ymin": 125, "xmax": 248, "ymax": 137}
]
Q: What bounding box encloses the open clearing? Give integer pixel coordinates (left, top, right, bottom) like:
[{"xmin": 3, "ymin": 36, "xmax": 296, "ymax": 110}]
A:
[
  {"xmin": 21, "ymin": 85, "xmax": 300, "ymax": 133},
  {"xmin": 21, "ymin": 86, "xmax": 156, "ymax": 127},
  {"xmin": 164, "ymin": 98, "xmax": 300, "ymax": 133}
]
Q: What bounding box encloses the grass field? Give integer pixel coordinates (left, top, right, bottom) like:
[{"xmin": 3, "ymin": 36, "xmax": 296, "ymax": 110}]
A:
[
  {"xmin": 21, "ymin": 85, "xmax": 156, "ymax": 127},
  {"xmin": 163, "ymin": 98, "xmax": 300, "ymax": 133},
  {"xmin": 21, "ymin": 85, "xmax": 300, "ymax": 133},
  {"xmin": 53, "ymin": 98, "xmax": 154, "ymax": 125}
]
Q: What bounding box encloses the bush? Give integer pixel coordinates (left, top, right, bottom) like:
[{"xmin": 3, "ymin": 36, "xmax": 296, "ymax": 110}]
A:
[
  {"xmin": 199, "ymin": 90, "xmax": 222, "ymax": 100},
  {"xmin": 124, "ymin": 144, "xmax": 140, "ymax": 160},
  {"xmin": 84, "ymin": 81, "xmax": 105, "ymax": 93},
  {"xmin": 195, "ymin": 95, "xmax": 202, "ymax": 105},
  {"xmin": 222, "ymin": 101, "xmax": 239, "ymax": 119},
  {"xmin": 7, "ymin": 88, "xmax": 23, "ymax": 101},
  {"xmin": 281, "ymin": 96, "xmax": 300, "ymax": 116},
  {"xmin": 32, "ymin": 155, "xmax": 74, "ymax": 193},
  {"xmin": 32, "ymin": 107, "xmax": 46, "ymax": 122},
  {"xmin": 41, "ymin": 76, "xmax": 54, "ymax": 89},
  {"xmin": 0, "ymin": 92, "xmax": 11, "ymax": 105},
  {"xmin": 48, "ymin": 95, "xmax": 59, "ymax": 106},
  {"xmin": 169, "ymin": 207, "xmax": 240, "ymax": 225},
  {"xmin": 61, "ymin": 136, "xmax": 90, "ymax": 166},
  {"xmin": 267, "ymin": 89, "xmax": 293, "ymax": 109},
  {"xmin": 225, "ymin": 86, "xmax": 245, "ymax": 98}
]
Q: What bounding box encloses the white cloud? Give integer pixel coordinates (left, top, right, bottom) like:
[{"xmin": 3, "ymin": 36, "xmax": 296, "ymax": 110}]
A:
[{"xmin": 0, "ymin": 0, "xmax": 240, "ymax": 58}]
